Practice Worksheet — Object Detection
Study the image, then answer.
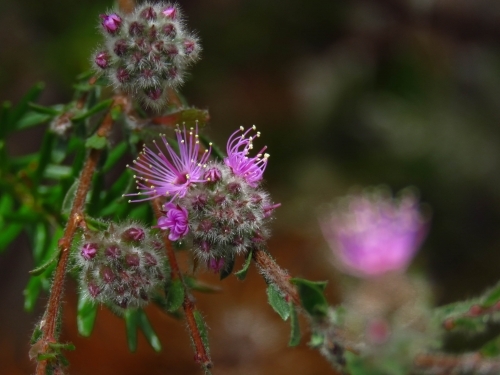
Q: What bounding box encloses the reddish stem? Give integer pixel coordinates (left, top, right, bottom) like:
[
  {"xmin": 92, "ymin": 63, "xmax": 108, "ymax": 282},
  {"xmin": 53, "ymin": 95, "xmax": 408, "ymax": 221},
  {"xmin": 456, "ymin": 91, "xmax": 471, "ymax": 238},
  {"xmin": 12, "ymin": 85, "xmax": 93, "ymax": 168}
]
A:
[
  {"xmin": 252, "ymin": 248, "xmax": 301, "ymax": 306},
  {"xmin": 152, "ymin": 199, "xmax": 212, "ymax": 369},
  {"xmin": 36, "ymin": 100, "xmax": 119, "ymax": 375}
]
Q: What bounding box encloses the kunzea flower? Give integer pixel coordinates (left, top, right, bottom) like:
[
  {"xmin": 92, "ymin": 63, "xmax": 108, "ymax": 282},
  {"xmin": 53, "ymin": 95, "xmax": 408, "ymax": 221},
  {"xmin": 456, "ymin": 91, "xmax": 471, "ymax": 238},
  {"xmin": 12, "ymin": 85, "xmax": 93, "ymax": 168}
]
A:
[
  {"xmin": 157, "ymin": 202, "xmax": 189, "ymax": 241},
  {"xmin": 100, "ymin": 13, "xmax": 122, "ymax": 33},
  {"xmin": 320, "ymin": 189, "xmax": 428, "ymax": 277},
  {"xmin": 225, "ymin": 125, "xmax": 269, "ymax": 187},
  {"xmin": 125, "ymin": 125, "xmax": 211, "ymax": 202}
]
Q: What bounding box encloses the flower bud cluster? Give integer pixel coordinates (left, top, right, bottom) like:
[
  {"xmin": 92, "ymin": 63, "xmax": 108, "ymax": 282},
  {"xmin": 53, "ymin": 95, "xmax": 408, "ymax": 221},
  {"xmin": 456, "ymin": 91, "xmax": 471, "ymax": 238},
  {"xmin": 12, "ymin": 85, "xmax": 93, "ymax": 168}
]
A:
[
  {"xmin": 74, "ymin": 220, "xmax": 168, "ymax": 313},
  {"xmin": 164, "ymin": 162, "xmax": 279, "ymax": 272},
  {"xmin": 93, "ymin": 2, "xmax": 201, "ymax": 110}
]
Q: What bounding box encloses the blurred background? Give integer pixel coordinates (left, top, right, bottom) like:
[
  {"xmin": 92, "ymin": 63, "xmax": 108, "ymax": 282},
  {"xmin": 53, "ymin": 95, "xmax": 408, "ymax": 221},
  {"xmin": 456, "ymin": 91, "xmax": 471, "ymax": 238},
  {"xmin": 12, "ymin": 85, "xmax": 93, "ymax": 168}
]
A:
[{"xmin": 2, "ymin": 0, "xmax": 500, "ymax": 374}]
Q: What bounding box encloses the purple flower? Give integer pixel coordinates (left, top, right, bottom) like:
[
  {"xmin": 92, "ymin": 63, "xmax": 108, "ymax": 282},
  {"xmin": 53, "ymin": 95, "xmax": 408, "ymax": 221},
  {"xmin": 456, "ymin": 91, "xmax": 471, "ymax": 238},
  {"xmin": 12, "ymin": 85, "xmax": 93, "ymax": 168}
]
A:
[
  {"xmin": 126, "ymin": 125, "xmax": 211, "ymax": 202},
  {"xmin": 157, "ymin": 203, "xmax": 189, "ymax": 241},
  {"xmin": 225, "ymin": 126, "xmax": 269, "ymax": 187},
  {"xmin": 94, "ymin": 51, "xmax": 109, "ymax": 69},
  {"xmin": 263, "ymin": 203, "xmax": 281, "ymax": 218},
  {"xmin": 81, "ymin": 243, "xmax": 98, "ymax": 260},
  {"xmin": 320, "ymin": 190, "xmax": 428, "ymax": 277},
  {"xmin": 100, "ymin": 13, "xmax": 122, "ymax": 33}
]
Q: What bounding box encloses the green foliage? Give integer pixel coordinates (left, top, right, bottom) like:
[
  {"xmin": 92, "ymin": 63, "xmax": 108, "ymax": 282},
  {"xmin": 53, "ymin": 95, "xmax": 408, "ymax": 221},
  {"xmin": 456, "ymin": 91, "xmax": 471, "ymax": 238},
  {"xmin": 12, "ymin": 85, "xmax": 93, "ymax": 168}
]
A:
[
  {"xmin": 234, "ymin": 250, "xmax": 252, "ymax": 281},
  {"xmin": 267, "ymin": 283, "xmax": 290, "ymax": 321},
  {"xmin": 77, "ymin": 293, "xmax": 98, "ymax": 337},
  {"xmin": 290, "ymin": 278, "xmax": 328, "ymax": 317},
  {"xmin": 288, "ymin": 302, "xmax": 301, "ymax": 347},
  {"xmin": 165, "ymin": 279, "xmax": 185, "ymax": 312}
]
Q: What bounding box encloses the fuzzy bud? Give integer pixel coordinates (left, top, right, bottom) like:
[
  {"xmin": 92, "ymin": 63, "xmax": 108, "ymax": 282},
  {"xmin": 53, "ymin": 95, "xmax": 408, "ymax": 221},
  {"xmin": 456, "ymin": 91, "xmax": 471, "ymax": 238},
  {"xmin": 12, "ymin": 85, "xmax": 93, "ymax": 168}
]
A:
[
  {"xmin": 100, "ymin": 13, "xmax": 122, "ymax": 33},
  {"xmin": 95, "ymin": 51, "xmax": 109, "ymax": 69},
  {"xmin": 162, "ymin": 6, "xmax": 177, "ymax": 19},
  {"xmin": 122, "ymin": 227, "xmax": 145, "ymax": 242},
  {"xmin": 81, "ymin": 243, "xmax": 98, "ymax": 260}
]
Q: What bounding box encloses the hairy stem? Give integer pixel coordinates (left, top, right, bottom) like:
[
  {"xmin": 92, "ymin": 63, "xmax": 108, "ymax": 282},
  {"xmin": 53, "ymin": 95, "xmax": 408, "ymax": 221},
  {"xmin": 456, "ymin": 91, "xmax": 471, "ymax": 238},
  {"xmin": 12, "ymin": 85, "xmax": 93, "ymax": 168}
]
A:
[
  {"xmin": 36, "ymin": 100, "xmax": 119, "ymax": 375},
  {"xmin": 152, "ymin": 199, "xmax": 212, "ymax": 369},
  {"xmin": 252, "ymin": 248, "xmax": 301, "ymax": 306}
]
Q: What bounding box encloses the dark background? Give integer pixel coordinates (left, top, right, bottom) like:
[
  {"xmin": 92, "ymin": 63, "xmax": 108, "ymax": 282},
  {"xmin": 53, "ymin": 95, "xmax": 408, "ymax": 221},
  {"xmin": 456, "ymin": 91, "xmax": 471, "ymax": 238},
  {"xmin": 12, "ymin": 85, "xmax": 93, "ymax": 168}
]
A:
[{"xmin": 2, "ymin": 0, "xmax": 500, "ymax": 374}]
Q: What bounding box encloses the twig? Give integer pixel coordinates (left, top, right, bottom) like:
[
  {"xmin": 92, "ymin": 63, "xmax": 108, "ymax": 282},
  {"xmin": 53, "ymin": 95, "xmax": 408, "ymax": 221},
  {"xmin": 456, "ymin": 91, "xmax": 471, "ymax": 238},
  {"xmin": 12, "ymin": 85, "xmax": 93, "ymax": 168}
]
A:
[
  {"xmin": 36, "ymin": 99, "xmax": 120, "ymax": 375},
  {"xmin": 152, "ymin": 198, "xmax": 212, "ymax": 369},
  {"xmin": 252, "ymin": 248, "xmax": 301, "ymax": 306}
]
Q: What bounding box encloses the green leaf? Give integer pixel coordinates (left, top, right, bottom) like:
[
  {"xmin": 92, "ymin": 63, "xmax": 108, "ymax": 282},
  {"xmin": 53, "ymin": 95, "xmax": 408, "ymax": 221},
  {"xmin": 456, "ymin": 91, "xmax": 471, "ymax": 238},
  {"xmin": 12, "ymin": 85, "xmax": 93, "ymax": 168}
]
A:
[
  {"xmin": 30, "ymin": 324, "xmax": 43, "ymax": 344},
  {"xmin": 193, "ymin": 310, "xmax": 210, "ymax": 349},
  {"xmin": 77, "ymin": 295, "xmax": 98, "ymax": 337},
  {"xmin": 124, "ymin": 310, "xmax": 139, "ymax": 352},
  {"xmin": 37, "ymin": 353, "xmax": 57, "ymax": 361},
  {"xmin": 110, "ymin": 105, "xmax": 122, "ymax": 121},
  {"xmin": 73, "ymin": 99, "xmax": 112, "ymax": 122},
  {"xmin": 85, "ymin": 133, "xmax": 107, "ymax": 150},
  {"xmin": 234, "ymin": 251, "xmax": 252, "ymax": 281},
  {"xmin": 166, "ymin": 279, "xmax": 185, "ymax": 312},
  {"xmin": 61, "ymin": 180, "xmax": 79, "ymax": 216},
  {"xmin": 137, "ymin": 309, "xmax": 162, "ymax": 352},
  {"xmin": 267, "ymin": 284, "xmax": 290, "ymax": 321},
  {"xmin": 102, "ymin": 141, "xmax": 128, "ymax": 173},
  {"xmin": 220, "ymin": 256, "xmax": 235, "ymax": 280},
  {"xmin": 24, "ymin": 276, "xmax": 42, "ymax": 312},
  {"xmin": 28, "ymin": 102, "xmax": 60, "ymax": 115},
  {"xmin": 48, "ymin": 342, "xmax": 76, "ymax": 351},
  {"xmin": 33, "ymin": 131, "xmax": 55, "ymax": 185},
  {"xmin": 184, "ymin": 277, "xmax": 221, "ymax": 293},
  {"xmin": 0, "ymin": 223, "xmax": 23, "ymax": 253},
  {"xmin": 8, "ymin": 82, "xmax": 45, "ymax": 130},
  {"xmin": 483, "ymin": 283, "xmax": 500, "ymax": 308},
  {"xmin": 290, "ymin": 278, "xmax": 328, "ymax": 317},
  {"xmin": 289, "ymin": 302, "xmax": 301, "ymax": 346},
  {"xmin": 17, "ymin": 112, "xmax": 51, "ymax": 129},
  {"xmin": 29, "ymin": 248, "xmax": 61, "ymax": 275},
  {"xmin": 309, "ymin": 332, "xmax": 324, "ymax": 347},
  {"xmin": 43, "ymin": 164, "xmax": 73, "ymax": 180}
]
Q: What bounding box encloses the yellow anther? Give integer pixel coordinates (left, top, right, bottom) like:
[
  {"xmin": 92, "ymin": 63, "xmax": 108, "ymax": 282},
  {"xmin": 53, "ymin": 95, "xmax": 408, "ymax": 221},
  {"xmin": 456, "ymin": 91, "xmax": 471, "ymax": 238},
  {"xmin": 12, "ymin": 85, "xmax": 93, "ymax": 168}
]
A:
[
  {"xmin": 240, "ymin": 126, "xmax": 244, "ymax": 131},
  {"xmin": 252, "ymin": 125, "xmax": 256, "ymax": 130},
  {"xmin": 264, "ymin": 153, "xmax": 270, "ymax": 158}
]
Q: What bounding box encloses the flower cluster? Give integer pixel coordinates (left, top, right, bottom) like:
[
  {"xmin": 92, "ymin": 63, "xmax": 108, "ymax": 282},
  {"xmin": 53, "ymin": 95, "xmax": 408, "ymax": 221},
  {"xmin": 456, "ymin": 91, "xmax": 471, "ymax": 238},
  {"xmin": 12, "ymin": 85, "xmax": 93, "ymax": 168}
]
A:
[
  {"xmin": 74, "ymin": 220, "xmax": 168, "ymax": 312},
  {"xmin": 93, "ymin": 2, "xmax": 201, "ymax": 110},
  {"xmin": 127, "ymin": 125, "xmax": 279, "ymax": 273},
  {"xmin": 320, "ymin": 188, "xmax": 427, "ymax": 277}
]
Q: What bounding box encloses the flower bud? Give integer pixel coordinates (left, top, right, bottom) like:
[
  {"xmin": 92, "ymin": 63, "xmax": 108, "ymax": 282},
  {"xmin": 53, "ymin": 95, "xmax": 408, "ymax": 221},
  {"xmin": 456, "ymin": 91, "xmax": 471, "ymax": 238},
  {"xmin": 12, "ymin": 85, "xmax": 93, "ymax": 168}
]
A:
[
  {"xmin": 81, "ymin": 243, "xmax": 98, "ymax": 260},
  {"xmin": 100, "ymin": 13, "xmax": 122, "ymax": 33},
  {"xmin": 204, "ymin": 167, "xmax": 222, "ymax": 183},
  {"xmin": 162, "ymin": 6, "xmax": 177, "ymax": 19},
  {"xmin": 122, "ymin": 227, "xmax": 145, "ymax": 242},
  {"xmin": 95, "ymin": 51, "xmax": 109, "ymax": 69},
  {"xmin": 129, "ymin": 21, "xmax": 144, "ymax": 36},
  {"xmin": 141, "ymin": 6, "xmax": 157, "ymax": 20},
  {"xmin": 113, "ymin": 40, "xmax": 128, "ymax": 56}
]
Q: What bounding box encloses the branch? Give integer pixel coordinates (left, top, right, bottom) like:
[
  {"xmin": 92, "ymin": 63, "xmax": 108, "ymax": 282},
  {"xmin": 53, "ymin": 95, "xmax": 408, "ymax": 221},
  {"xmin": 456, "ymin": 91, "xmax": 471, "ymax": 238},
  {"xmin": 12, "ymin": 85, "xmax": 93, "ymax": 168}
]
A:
[
  {"xmin": 36, "ymin": 98, "xmax": 121, "ymax": 375},
  {"xmin": 151, "ymin": 198, "xmax": 212, "ymax": 369}
]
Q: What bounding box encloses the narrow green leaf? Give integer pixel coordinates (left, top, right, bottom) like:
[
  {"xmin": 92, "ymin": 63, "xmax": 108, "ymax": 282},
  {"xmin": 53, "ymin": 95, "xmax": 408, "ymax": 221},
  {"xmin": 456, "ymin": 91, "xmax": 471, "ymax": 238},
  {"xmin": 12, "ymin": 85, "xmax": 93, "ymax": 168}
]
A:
[
  {"xmin": 267, "ymin": 284, "xmax": 290, "ymax": 321},
  {"xmin": 184, "ymin": 277, "xmax": 221, "ymax": 293},
  {"xmin": 48, "ymin": 342, "xmax": 76, "ymax": 351},
  {"xmin": 85, "ymin": 134, "xmax": 107, "ymax": 150},
  {"xmin": 137, "ymin": 309, "xmax": 162, "ymax": 352},
  {"xmin": 111, "ymin": 105, "xmax": 122, "ymax": 121},
  {"xmin": 77, "ymin": 293, "xmax": 98, "ymax": 337},
  {"xmin": 124, "ymin": 310, "xmax": 139, "ymax": 352},
  {"xmin": 220, "ymin": 257, "xmax": 235, "ymax": 280},
  {"xmin": 30, "ymin": 324, "xmax": 43, "ymax": 344},
  {"xmin": 17, "ymin": 112, "xmax": 51, "ymax": 129},
  {"xmin": 290, "ymin": 278, "xmax": 328, "ymax": 317},
  {"xmin": 61, "ymin": 180, "xmax": 79, "ymax": 216},
  {"xmin": 309, "ymin": 332, "xmax": 324, "ymax": 347},
  {"xmin": 28, "ymin": 102, "xmax": 60, "ymax": 115},
  {"xmin": 59, "ymin": 354, "xmax": 70, "ymax": 367},
  {"xmin": 72, "ymin": 83, "xmax": 94, "ymax": 92},
  {"xmin": 0, "ymin": 223, "xmax": 23, "ymax": 253},
  {"xmin": 24, "ymin": 276, "xmax": 42, "ymax": 312},
  {"xmin": 483, "ymin": 283, "xmax": 500, "ymax": 308},
  {"xmin": 76, "ymin": 70, "xmax": 94, "ymax": 81},
  {"xmin": 43, "ymin": 164, "xmax": 73, "ymax": 180},
  {"xmin": 37, "ymin": 353, "xmax": 57, "ymax": 361},
  {"xmin": 102, "ymin": 141, "xmax": 128, "ymax": 173},
  {"xmin": 234, "ymin": 251, "xmax": 253, "ymax": 281},
  {"xmin": 193, "ymin": 310, "xmax": 210, "ymax": 349},
  {"xmin": 29, "ymin": 248, "xmax": 61, "ymax": 275},
  {"xmin": 73, "ymin": 98, "xmax": 112, "ymax": 121},
  {"xmin": 33, "ymin": 131, "xmax": 55, "ymax": 185},
  {"xmin": 165, "ymin": 279, "xmax": 185, "ymax": 312},
  {"xmin": 288, "ymin": 302, "xmax": 301, "ymax": 347},
  {"xmin": 8, "ymin": 82, "xmax": 45, "ymax": 130}
]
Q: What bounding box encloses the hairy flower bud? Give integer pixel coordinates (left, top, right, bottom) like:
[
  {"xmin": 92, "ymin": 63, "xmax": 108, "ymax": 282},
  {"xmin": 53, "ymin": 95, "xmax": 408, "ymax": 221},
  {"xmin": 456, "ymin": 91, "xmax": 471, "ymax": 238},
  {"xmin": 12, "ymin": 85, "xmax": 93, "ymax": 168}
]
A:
[{"xmin": 100, "ymin": 13, "xmax": 122, "ymax": 33}]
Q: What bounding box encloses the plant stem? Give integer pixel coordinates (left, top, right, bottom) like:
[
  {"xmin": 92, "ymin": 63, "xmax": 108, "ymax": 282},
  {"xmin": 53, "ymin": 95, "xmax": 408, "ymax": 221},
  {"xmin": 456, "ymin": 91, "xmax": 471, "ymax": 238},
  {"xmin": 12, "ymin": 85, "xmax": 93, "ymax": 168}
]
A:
[
  {"xmin": 152, "ymin": 199, "xmax": 212, "ymax": 369},
  {"xmin": 252, "ymin": 248, "xmax": 300, "ymax": 306},
  {"xmin": 36, "ymin": 101, "xmax": 119, "ymax": 375}
]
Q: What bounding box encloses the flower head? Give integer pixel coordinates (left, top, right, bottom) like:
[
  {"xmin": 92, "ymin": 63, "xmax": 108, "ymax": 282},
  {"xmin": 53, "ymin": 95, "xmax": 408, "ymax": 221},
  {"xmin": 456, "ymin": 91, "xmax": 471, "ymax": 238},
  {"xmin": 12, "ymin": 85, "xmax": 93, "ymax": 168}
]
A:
[
  {"xmin": 320, "ymin": 188, "xmax": 428, "ymax": 277},
  {"xmin": 157, "ymin": 202, "xmax": 189, "ymax": 241},
  {"xmin": 126, "ymin": 125, "xmax": 211, "ymax": 202},
  {"xmin": 225, "ymin": 126, "xmax": 269, "ymax": 187}
]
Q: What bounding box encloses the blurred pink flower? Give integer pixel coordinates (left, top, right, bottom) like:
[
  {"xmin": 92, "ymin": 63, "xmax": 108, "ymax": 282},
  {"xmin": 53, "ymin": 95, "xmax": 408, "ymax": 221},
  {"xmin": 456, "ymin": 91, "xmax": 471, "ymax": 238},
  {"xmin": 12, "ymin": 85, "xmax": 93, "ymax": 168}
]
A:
[{"xmin": 320, "ymin": 189, "xmax": 428, "ymax": 277}]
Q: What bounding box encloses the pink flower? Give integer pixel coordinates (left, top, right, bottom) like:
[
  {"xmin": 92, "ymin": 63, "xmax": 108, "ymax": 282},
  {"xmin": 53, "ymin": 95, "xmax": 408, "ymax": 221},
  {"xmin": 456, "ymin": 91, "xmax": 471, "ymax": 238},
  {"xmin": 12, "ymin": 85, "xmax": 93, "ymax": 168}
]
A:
[
  {"xmin": 157, "ymin": 203, "xmax": 189, "ymax": 241},
  {"xmin": 126, "ymin": 125, "xmax": 211, "ymax": 202},
  {"xmin": 100, "ymin": 13, "xmax": 122, "ymax": 33},
  {"xmin": 320, "ymin": 189, "xmax": 428, "ymax": 277},
  {"xmin": 225, "ymin": 126, "xmax": 269, "ymax": 187}
]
